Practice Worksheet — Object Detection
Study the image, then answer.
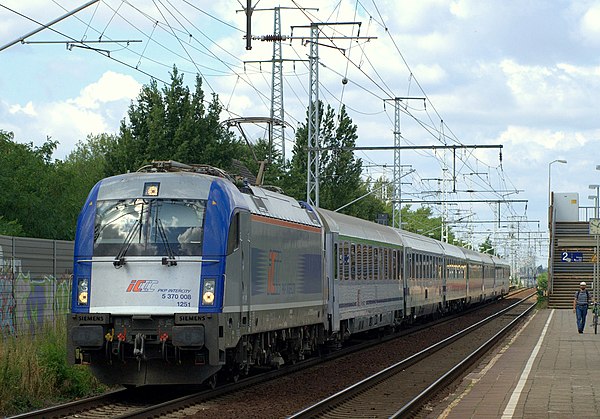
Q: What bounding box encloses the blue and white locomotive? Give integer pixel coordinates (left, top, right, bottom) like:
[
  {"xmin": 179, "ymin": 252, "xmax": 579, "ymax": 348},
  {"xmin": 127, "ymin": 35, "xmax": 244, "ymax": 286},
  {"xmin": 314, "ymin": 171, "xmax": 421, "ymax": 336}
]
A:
[{"xmin": 67, "ymin": 161, "xmax": 510, "ymax": 386}]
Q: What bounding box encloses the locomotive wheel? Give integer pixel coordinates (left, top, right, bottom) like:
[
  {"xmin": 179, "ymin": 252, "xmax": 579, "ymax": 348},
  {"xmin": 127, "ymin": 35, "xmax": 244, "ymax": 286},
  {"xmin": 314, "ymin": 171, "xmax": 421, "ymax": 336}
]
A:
[{"xmin": 208, "ymin": 373, "xmax": 218, "ymax": 389}]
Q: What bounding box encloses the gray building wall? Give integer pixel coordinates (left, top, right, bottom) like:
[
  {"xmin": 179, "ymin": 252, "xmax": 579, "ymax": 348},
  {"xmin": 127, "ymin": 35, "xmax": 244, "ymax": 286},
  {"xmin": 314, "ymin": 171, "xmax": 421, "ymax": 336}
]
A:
[{"xmin": 0, "ymin": 235, "xmax": 73, "ymax": 338}]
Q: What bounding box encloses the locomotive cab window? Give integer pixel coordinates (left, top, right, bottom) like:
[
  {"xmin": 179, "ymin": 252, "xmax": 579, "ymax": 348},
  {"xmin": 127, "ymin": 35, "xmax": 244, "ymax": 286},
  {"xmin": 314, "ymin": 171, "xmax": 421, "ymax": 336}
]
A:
[{"xmin": 93, "ymin": 198, "xmax": 206, "ymax": 257}]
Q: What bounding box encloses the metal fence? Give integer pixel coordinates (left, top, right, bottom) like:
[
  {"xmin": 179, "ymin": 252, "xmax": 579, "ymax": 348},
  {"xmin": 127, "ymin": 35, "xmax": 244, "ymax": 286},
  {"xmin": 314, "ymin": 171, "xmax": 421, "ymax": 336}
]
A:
[{"xmin": 0, "ymin": 235, "xmax": 73, "ymax": 338}]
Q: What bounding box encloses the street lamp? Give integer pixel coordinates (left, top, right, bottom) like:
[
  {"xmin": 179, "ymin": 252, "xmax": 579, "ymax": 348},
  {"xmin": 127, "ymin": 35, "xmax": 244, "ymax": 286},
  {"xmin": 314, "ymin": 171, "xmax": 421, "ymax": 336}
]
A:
[
  {"xmin": 547, "ymin": 159, "xmax": 566, "ymax": 297},
  {"xmin": 589, "ymin": 185, "xmax": 600, "ymax": 301},
  {"xmin": 589, "ymin": 195, "xmax": 598, "ymax": 218},
  {"xmin": 548, "ymin": 159, "xmax": 567, "ymax": 210},
  {"xmin": 590, "ymin": 185, "xmax": 600, "ymax": 218}
]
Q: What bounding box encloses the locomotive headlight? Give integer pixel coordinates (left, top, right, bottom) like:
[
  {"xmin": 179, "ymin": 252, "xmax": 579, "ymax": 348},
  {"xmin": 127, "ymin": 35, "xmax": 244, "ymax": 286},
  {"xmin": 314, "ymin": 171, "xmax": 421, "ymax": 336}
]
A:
[
  {"xmin": 77, "ymin": 277, "xmax": 89, "ymax": 306},
  {"xmin": 202, "ymin": 279, "xmax": 216, "ymax": 305}
]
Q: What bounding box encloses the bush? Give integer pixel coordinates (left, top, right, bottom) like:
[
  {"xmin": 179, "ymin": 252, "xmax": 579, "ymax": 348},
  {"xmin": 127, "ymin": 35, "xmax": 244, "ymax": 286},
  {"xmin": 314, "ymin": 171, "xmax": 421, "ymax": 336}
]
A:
[
  {"xmin": 537, "ymin": 272, "xmax": 548, "ymax": 308},
  {"xmin": 0, "ymin": 318, "xmax": 106, "ymax": 416}
]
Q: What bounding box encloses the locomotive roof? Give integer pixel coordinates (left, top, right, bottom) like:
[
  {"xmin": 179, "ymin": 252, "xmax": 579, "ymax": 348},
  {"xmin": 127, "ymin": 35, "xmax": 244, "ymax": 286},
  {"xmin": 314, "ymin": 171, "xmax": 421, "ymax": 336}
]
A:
[
  {"xmin": 95, "ymin": 171, "xmax": 252, "ymax": 211},
  {"xmin": 244, "ymin": 185, "xmax": 322, "ymax": 228}
]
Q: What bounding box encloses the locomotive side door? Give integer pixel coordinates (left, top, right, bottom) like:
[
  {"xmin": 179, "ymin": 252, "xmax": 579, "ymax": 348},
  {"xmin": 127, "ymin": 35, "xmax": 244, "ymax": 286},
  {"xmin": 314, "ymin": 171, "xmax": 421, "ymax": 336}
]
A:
[{"xmin": 239, "ymin": 211, "xmax": 251, "ymax": 333}]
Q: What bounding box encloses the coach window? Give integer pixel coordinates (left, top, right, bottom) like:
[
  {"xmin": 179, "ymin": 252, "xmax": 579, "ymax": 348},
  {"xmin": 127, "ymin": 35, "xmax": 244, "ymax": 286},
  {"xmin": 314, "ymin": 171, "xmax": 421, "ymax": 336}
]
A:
[
  {"xmin": 373, "ymin": 247, "xmax": 379, "ymax": 280},
  {"xmin": 383, "ymin": 248, "xmax": 389, "ymax": 280},
  {"xmin": 355, "ymin": 244, "xmax": 360, "ymax": 280},
  {"xmin": 351, "ymin": 243, "xmax": 356, "ymax": 280},
  {"xmin": 415, "ymin": 253, "xmax": 420, "ymax": 281},
  {"xmin": 428, "ymin": 255, "xmax": 433, "ymax": 280},
  {"xmin": 345, "ymin": 242, "xmax": 351, "ymax": 280},
  {"xmin": 341, "ymin": 242, "xmax": 349, "ymax": 280},
  {"xmin": 364, "ymin": 245, "xmax": 370, "ymax": 280},
  {"xmin": 356, "ymin": 244, "xmax": 362, "ymax": 280},
  {"xmin": 334, "ymin": 243, "xmax": 339, "ymax": 280}
]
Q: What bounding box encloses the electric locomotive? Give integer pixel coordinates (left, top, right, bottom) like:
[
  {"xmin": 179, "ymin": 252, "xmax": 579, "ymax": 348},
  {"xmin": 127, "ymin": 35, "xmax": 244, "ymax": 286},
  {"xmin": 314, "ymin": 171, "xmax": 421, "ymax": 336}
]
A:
[{"xmin": 68, "ymin": 161, "xmax": 326, "ymax": 385}]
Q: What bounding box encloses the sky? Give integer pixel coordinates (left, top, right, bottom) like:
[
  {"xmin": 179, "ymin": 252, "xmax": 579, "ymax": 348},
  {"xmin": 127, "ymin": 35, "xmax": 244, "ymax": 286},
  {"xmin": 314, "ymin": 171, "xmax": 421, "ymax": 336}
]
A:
[{"xmin": 2, "ymin": 0, "xmax": 600, "ymax": 271}]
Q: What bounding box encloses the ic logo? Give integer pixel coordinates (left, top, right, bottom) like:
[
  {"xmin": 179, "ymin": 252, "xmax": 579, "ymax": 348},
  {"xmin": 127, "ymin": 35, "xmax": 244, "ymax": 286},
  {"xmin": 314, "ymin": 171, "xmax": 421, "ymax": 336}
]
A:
[{"xmin": 126, "ymin": 280, "xmax": 158, "ymax": 293}]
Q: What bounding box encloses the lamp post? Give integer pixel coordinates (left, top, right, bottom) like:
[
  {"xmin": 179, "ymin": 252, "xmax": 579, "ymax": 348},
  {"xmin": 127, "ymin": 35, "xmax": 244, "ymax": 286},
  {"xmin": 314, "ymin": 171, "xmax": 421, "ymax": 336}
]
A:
[
  {"xmin": 548, "ymin": 159, "xmax": 567, "ymax": 211},
  {"xmin": 590, "ymin": 185, "xmax": 600, "ymax": 301},
  {"xmin": 589, "ymin": 185, "xmax": 600, "ymax": 218},
  {"xmin": 547, "ymin": 159, "xmax": 566, "ymax": 297}
]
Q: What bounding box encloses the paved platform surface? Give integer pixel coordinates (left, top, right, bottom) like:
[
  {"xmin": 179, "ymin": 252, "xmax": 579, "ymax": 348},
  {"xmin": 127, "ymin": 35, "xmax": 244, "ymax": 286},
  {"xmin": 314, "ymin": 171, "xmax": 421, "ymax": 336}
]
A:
[{"xmin": 427, "ymin": 308, "xmax": 600, "ymax": 419}]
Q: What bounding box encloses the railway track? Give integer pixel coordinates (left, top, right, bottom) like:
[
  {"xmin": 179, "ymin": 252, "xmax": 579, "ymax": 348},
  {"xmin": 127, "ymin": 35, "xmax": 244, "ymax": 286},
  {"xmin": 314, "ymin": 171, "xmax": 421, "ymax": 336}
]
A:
[
  {"xmin": 11, "ymin": 290, "xmax": 533, "ymax": 419},
  {"xmin": 288, "ymin": 291, "xmax": 536, "ymax": 418}
]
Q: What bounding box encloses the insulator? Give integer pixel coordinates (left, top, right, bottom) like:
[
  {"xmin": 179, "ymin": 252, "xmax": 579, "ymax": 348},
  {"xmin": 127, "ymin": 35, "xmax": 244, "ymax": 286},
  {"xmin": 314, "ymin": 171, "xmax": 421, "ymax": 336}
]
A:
[{"xmin": 261, "ymin": 34, "xmax": 286, "ymax": 42}]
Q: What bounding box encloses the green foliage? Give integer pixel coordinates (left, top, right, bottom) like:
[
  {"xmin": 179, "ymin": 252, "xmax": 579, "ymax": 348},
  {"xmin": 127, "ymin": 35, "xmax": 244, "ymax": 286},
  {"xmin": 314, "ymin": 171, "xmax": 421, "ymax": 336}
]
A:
[
  {"xmin": 284, "ymin": 102, "xmax": 383, "ymax": 219},
  {"xmin": 0, "ymin": 130, "xmax": 67, "ymax": 239},
  {"xmin": 0, "ymin": 216, "xmax": 24, "ymax": 236},
  {"xmin": 400, "ymin": 206, "xmax": 439, "ymax": 237},
  {"xmin": 0, "ymin": 69, "xmax": 456, "ymax": 243},
  {"xmin": 536, "ymin": 272, "xmax": 548, "ymax": 307},
  {"xmin": 478, "ymin": 235, "xmax": 495, "ymax": 255},
  {"xmin": 0, "ymin": 319, "xmax": 105, "ymax": 416},
  {"xmin": 106, "ymin": 67, "xmax": 244, "ymax": 175},
  {"xmin": 239, "ymin": 138, "xmax": 286, "ymax": 186},
  {"xmin": 537, "ymin": 272, "xmax": 547, "ymax": 292}
]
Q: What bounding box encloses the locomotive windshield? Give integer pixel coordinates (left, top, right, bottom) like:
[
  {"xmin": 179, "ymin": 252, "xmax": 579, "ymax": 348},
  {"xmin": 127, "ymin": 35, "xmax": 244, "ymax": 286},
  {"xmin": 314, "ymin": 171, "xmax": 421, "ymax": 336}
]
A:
[{"xmin": 93, "ymin": 198, "xmax": 206, "ymax": 257}]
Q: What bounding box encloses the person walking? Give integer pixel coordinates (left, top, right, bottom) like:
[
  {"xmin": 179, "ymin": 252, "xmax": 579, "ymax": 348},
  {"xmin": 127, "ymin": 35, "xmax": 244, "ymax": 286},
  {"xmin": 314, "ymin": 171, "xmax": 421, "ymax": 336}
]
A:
[{"xmin": 573, "ymin": 281, "xmax": 591, "ymax": 333}]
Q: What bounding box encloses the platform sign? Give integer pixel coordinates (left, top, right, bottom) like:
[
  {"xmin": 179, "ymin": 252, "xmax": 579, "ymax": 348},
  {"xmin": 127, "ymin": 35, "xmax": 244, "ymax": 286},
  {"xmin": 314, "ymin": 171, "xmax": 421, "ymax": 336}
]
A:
[{"xmin": 561, "ymin": 252, "xmax": 583, "ymax": 262}]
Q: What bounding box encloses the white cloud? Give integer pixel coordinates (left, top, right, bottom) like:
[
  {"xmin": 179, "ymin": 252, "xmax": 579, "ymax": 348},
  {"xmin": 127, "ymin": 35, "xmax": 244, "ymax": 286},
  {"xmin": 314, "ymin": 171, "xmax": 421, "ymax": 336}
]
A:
[
  {"xmin": 0, "ymin": 71, "xmax": 141, "ymax": 158},
  {"xmin": 498, "ymin": 59, "xmax": 600, "ymax": 122},
  {"xmin": 74, "ymin": 71, "xmax": 141, "ymax": 110},
  {"xmin": 579, "ymin": 4, "xmax": 600, "ymax": 45},
  {"xmin": 499, "ymin": 125, "xmax": 589, "ymax": 154},
  {"xmin": 9, "ymin": 101, "xmax": 36, "ymax": 116}
]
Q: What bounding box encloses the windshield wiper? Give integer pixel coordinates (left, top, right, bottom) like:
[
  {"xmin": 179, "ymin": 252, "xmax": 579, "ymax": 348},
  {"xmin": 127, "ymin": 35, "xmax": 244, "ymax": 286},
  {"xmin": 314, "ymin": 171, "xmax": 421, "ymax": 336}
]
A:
[
  {"xmin": 157, "ymin": 219, "xmax": 177, "ymax": 267},
  {"xmin": 113, "ymin": 220, "xmax": 140, "ymax": 268}
]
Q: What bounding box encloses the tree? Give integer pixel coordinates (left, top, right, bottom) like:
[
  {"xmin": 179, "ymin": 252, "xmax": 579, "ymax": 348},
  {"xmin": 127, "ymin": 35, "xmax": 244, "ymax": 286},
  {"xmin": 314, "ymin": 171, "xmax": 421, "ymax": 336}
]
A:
[
  {"xmin": 479, "ymin": 235, "xmax": 496, "ymax": 255},
  {"xmin": 238, "ymin": 138, "xmax": 286, "ymax": 187},
  {"xmin": 0, "ymin": 130, "xmax": 68, "ymax": 239},
  {"xmin": 0, "ymin": 216, "xmax": 24, "ymax": 237},
  {"xmin": 106, "ymin": 67, "xmax": 244, "ymax": 175},
  {"xmin": 320, "ymin": 105, "xmax": 363, "ymax": 213},
  {"xmin": 284, "ymin": 102, "xmax": 366, "ymax": 215},
  {"xmin": 282, "ymin": 106, "xmax": 311, "ymax": 201}
]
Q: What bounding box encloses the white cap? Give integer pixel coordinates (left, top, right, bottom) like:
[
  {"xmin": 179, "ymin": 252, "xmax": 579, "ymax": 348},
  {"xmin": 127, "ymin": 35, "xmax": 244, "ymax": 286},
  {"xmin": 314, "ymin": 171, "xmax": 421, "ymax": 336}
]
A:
[{"xmin": 580, "ymin": 282, "xmax": 587, "ymax": 286}]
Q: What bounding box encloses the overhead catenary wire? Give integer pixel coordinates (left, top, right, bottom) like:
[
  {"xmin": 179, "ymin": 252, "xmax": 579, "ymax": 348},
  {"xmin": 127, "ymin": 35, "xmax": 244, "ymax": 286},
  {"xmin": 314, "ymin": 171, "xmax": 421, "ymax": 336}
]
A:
[{"xmin": 6, "ymin": 1, "xmax": 534, "ymax": 248}]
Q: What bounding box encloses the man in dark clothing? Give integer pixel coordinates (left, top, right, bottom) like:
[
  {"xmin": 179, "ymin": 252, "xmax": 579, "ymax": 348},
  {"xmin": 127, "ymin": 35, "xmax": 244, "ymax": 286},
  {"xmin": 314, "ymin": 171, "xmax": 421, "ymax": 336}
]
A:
[{"xmin": 573, "ymin": 281, "xmax": 591, "ymax": 333}]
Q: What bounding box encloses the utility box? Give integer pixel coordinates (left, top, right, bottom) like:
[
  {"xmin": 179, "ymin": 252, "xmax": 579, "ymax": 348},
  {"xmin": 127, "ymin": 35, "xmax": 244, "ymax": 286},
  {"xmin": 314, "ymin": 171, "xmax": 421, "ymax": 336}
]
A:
[{"xmin": 553, "ymin": 192, "xmax": 579, "ymax": 222}]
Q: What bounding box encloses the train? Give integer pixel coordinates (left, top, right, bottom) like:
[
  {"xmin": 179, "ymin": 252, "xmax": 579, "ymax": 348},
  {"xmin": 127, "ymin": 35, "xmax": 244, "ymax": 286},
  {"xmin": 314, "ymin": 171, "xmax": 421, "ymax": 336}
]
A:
[{"xmin": 67, "ymin": 160, "xmax": 510, "ymax": 386}]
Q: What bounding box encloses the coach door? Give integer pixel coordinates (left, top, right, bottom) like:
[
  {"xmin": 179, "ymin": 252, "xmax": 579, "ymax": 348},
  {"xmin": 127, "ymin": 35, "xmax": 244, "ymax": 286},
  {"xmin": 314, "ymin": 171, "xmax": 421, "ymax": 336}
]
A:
[{"xmin": 326, "ymin": 233, "xmax": 340, "ymax": 333}]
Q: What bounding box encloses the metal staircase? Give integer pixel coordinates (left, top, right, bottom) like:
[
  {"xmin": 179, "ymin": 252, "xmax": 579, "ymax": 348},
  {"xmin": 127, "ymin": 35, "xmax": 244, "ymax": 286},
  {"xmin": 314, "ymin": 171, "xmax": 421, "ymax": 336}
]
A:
[{"xmin": 549, "ymin": 222, "xmax": 595, "ymax": 309}]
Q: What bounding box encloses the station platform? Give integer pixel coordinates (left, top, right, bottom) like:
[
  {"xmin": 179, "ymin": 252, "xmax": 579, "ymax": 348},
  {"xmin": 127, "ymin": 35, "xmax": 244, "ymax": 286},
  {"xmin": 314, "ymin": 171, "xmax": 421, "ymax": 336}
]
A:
[{"xmin": 428, "ymin": 308, "xmax": 600, "ymax": 419}]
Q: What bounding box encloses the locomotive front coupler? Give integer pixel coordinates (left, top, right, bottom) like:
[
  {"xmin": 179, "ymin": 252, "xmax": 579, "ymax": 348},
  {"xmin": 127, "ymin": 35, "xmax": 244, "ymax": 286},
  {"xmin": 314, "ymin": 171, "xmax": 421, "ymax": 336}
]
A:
[{"xmin": 133, "ymin": 333, "xmax": 146, "ymax": 360}]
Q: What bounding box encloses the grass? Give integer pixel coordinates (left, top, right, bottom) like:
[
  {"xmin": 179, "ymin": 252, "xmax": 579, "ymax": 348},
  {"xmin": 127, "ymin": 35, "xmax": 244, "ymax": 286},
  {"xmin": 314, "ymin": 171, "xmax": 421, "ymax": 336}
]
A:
[{"xmin": 0, "ymin": 317, "xmax": 107, "ymax": 417}]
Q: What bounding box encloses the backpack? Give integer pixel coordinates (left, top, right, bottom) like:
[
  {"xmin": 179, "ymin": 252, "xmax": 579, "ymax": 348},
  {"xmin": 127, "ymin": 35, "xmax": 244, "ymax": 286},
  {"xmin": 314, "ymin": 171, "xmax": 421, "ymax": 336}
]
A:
[{"xmin": 576, "ymin": 289, "xmax": 590, "ymax": 303}]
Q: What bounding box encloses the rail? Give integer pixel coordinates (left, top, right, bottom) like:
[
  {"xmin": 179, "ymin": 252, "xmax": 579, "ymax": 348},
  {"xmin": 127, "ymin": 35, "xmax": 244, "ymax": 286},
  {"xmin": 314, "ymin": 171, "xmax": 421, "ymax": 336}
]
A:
[{"xmin": 288, "ymin": 291, "xmax": 536, "ymax": 418}]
